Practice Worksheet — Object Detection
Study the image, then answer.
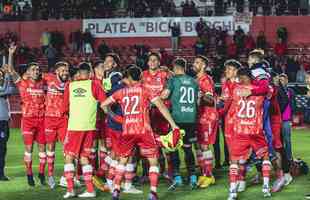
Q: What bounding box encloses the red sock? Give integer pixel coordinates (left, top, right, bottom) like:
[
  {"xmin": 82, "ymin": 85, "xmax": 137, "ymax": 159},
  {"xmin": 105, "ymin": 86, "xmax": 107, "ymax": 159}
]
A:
[
  {"xmin": 239, "ymin": 163, "xmax": 246, "ymax": 181},
  {"xmin": 82, "ymin": 165, "xmax": 95, "ymax": 193},
  {"xmin": 99, "ymin": 150, "xmax": 109, "ymax": 176},
  {"xmin": 124, "ymin": 164, "xmax": 135, "ymax": 184},
  {"xmin": 203, "ymin": 150, "xmax": 213, "ymax": 177},
  {"xmin": 276, "ymin": 169, "xmax": 284, "ymax": 179},
  {"xmin": 24, "ymin": 152, "xmax": 33, "ymax": 175},
  {"xmin": 229, "ymin": 164, "xmax": 239, "ymax": 191},
  {"xmin": 76, "ymin": 160, "xmax": 82, "ymax": 180},
  {"xmin": 149, "ymin": 166, "xmax": 159, "ymax": 193},
  {"xmin": 89, "ymin": 149, "xmax": 97, "ymax": 171},
  {"xmin": 262, "ymin": 160, "xmax": 271, "ymax": 185},
  {"xmin": 47, "ymin": 151, "xmax": 55, "ymax": 177},
  {"xmin": 196, "ymin": 150, "xmax": 204, "ymax": 174},
  {"xmin": 64, "ymin": 164, "xmax": 75, "ymax": 192},
  {"xmin": 38, "ymin": 152, "xmax": 47, "ymax": 175},
  {"xmin": 113, "ymin": 164, "xmax": 125, "ymax": 190},
  {"xmin": 107, "ymin": 160, "xmax": 117, "ymax": 180}
]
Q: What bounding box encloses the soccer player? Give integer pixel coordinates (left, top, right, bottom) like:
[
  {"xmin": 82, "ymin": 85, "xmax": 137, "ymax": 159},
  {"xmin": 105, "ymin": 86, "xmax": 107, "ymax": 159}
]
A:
[
  {"xmin": 62, "ymin": 63, "xmax": 106, "ymax": 198},
  {"xmin": 142, "ymin": 52, "xmax": 172, "ymax": 178},
  {"xmin": 8, "ymin": 46, "xmax": 47, "ymax": 186},
  {"xmin": 228, "ymin": 68, "xmax": 271, "ymax": 200},
  {"xmin": 161, "ymin": 58, "xmax": 199, "ymax": 188},
  {"xmin": 192, "ymin": 55, "xmax": 218, "ymax": 188},
  {"xmin": 100, "ymin": 66, "xmax": 179, "ymax": 200},
  {"xmin": 43, "ymin": 61, "xmax": 70, "ymax": 189}
]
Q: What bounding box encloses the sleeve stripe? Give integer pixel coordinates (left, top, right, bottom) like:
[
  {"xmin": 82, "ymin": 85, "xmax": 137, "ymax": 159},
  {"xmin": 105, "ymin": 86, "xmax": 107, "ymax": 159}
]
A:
[{"xmin": 110, "ymin": 96, "xmax": 116, "ymax": 102}]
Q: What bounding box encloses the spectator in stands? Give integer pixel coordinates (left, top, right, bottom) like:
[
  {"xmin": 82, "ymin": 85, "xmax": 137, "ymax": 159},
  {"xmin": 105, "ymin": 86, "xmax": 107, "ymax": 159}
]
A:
[
  {"xmin": 195, "ymin": 17, "xmax": 206, "ymax": 38},
  {"xmin": 169, "ymin": 22, "xmax": 181, "ymax": 53},
  {"xmin": 45, "ymin": 44, "xmax": 58, "ymax": 72},
  {"xmin": 233, "ymin": 26, "xmax": 245, "ymax": 54},
  {"xmin": 82, "ymin": 30, "xmax": 94, "ymax": 55},
  {"xmin": 286, "ymin": 56, "xmax": 299, "ymax": 82},
  {"xmin": 40, "ymin": 29, "xmax": 51, "ymax": 53},
  {"xmin": 194, "ymin": 38, "xmax": 206, "ymax": 55},
  {"xmin": 274, "ymin": 38, "xmax": 287, "ymax": 58},
  {"xmin": 17, "ymin": 42, "xmax": 31, "ymax": 65},
  {"xmin": 278, "ymin": 73, "xmax": 296, "ymax": 162},
  {"xmin": 70, "ymin": 30, "xmax": 83, "ymax": 53},
  {"xmin": 296, "ymin": 63, "xmax": 307, "ymax": 83},
  {"xmin": 256, "ymin": 31, "xmax": 267, "ymax": 50},
  {"xmin": 97, "ymin": 40, "xmax": 111, "ymax": 60},
  {"xmin": 244, "ymin": 33, "xmax": 255, "ymax": 54},
  {"xmin": 227, "ymin": 40, "xmax": 238, "ymax": 58},
  {"xmin": 134, "ymin": 44, "xmax": 149, "ymax": 70},
  {"xmin": 159, "ymin": 48, "xmax": 172, "ymax": 68}
]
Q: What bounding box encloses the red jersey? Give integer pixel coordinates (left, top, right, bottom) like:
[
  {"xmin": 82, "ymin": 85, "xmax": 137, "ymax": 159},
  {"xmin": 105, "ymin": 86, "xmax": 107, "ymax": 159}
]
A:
[
  {"xmin": 231, "ymin": 84, "xmax": 265, "ymax": 135},
  {"xmin": 62, "ymin": 79, "xmax": 106, "ymax": 115},
  {"xmin": 16, "ymin": 79, "xmax": 45, "ymax": 118},
  {"xmin": 142, "ymin": 69, "xmax": 170, "ymax": 99},
  {"xmin": 43, "ymin": 73, "xmax": 67, "ymax": 118},
  {"xmin": 197, "ymin": 74, "xmax": 218, "ymax": 122},
  {"xmin": 111, "ymin": 83, "xmax": 156, "ymax": 135},
  {"xmin": 218, "ymin": 79, "xmax": 236, "ymax": 117}
]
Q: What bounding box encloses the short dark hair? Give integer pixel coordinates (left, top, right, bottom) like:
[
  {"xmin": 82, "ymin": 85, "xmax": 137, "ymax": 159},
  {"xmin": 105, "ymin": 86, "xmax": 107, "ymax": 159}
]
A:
[
  {"xmin": 78, "ymin": 62, "xmax": 91, "ymax": 72},
  {"xmin": 93, "ymin": 60, "xmax": 104, "ymax": 70},
  {"xmin": 173, "ymin": 58, "xmax": 187, "ymax": 69},
  {"xmin": 249, "ymin": 50, "xmax": 264, "ymax": 62},
  {"xmin": 147, "ymin": 52, "xmax": 161, "ymax": 62},
  {"xmin": 27, "ymin": 62, "xmax": 39, "ymax": 70},
  {"xmin": 126, "ymin": 65, "xmax": 142, "ymax": 81},
  {"xmin": 55, "ymin": 61, "xmax": 69, "ymax": 69},
  {"xmin": 195, "ymin": 55, "xmax": 209, "ymax": 65},
  {"xmin": 237, "ymin": 68, "xmax": 252, "ymax": 78},
  {"xmin": 224, "ymin": 59, "xmax": 242, "ymax": 69},
  {"xmin": 104, "ymin": 53, "xmax": 120, "ymax": 67}
]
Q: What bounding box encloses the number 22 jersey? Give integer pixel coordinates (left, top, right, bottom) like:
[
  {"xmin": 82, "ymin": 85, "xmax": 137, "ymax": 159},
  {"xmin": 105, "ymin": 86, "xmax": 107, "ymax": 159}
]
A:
[
  {"xmin": 231, "ymin": 84, "xmax": 265, "ymax": 135},
  {"xmin": 110, "ymin": 83, "xmax": 156, "ymax": 135}
]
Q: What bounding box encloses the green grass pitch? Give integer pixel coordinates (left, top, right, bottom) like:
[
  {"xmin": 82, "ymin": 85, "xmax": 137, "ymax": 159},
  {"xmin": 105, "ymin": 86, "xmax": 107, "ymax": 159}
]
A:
[{"xmin": 1, "ymin": 128, "xmax": 310, "ymax": 200}]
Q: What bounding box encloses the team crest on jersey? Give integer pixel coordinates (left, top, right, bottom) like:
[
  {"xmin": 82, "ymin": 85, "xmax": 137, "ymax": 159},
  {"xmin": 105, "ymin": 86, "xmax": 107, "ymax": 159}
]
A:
[{"xmin": 73, "ymin": 88, "xmax": 87, "ymax": 97}]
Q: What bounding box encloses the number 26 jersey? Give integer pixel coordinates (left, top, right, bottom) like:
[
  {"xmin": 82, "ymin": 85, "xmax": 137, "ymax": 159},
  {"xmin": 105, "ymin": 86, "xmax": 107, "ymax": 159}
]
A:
[{"xmin": 231, "ymin": 84, "xmax": 265, "ymax": 135}]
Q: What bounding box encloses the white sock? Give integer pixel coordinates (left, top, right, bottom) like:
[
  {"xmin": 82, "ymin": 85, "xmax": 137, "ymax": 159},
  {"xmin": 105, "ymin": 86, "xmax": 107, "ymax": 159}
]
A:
[
  {"xmin": 263, "ymin": 177, "xmax": 269, "ymax": 186},
  {"xmin": 107, "ymin": 179, "xmax": 113, "ymax": 187},
  {"xmin": 124, "ymin": 182, "xmax": 132, "ymax": 190}
]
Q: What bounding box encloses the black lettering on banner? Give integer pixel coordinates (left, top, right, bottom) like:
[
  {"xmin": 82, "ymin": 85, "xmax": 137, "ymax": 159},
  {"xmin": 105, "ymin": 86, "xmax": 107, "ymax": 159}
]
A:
[
  {"xmin": 104, "ymin": 23, "xmax": 112, "ymax": 34},
  {"xmin": 146, "ymin": 22, "xmax": 154, "ymax": 32},
  {"xmin": 87, "ymin": 23, "xmax": 96, "ymax": 32},
  {"xmin": 159, "ymin": 22, "xmax": 168, "ymax": 32},
  {"xmin": 223, "ymin": 21, "xmax": 233, "ymax": 32},
  {"xmin": 120, "ymin": 22, "xmax": 127, "ymax": 33},
  {"xmin": 185, "ymin": 21, "xmax": 193, "ymax": 32},
  {"xmin": 213, "ymin": 21, "xmax": 221, "ymax": 29},
  {"xmin": 128, "ymin": 22, "xmax": 136, "ymax": 33},
  {"xmin": 96, "ymin": 24, "xmax": 104, "ymax": 33},
  {"xmin": 111, "ymin": 23, "xmax": 119, "ymax": 33}
]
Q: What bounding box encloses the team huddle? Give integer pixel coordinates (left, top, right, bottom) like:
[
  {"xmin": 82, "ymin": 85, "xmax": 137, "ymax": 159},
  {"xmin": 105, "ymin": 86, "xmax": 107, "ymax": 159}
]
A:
[{"xmin": 5, "ymin": 44, "xmax": 294, "ymax": 200}]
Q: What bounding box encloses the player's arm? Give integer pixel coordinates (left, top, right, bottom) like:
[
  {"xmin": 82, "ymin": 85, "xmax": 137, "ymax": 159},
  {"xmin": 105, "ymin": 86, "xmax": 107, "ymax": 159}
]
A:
[
  {"xmin": 152, "ymin": 97, "xmax": 178, "ymax": 130},
  {"xmin": 7, "ymin": 44, "xmax": 21, "ymax": 83},
  {"xmin": 202, "ymin": 92, "xmax": 215, "ymax": 106},
  {"xmin": 100, "ymin": 97, "xmax": 114, "ymax": 110},
  {"xmin": 161, "ymin": 77, "xmax": 173, "ymax": 100},
  {"xmin": 250, "ymin": 79, "xmax": 269, "ymax": 96},
  {"xmin": 61, "ymin": 83, "xmax": 70, "ymax": 116},
  {"xmin": 160, "ymin": 88, "xmax": 171, "ymax": 100}
]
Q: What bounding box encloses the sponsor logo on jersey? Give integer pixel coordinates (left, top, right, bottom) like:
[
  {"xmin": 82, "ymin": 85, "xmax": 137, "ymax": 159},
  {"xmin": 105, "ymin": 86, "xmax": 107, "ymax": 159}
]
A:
[{"xmin": 73, "ymin": 88, "xmax": 87, "ymax": 97}]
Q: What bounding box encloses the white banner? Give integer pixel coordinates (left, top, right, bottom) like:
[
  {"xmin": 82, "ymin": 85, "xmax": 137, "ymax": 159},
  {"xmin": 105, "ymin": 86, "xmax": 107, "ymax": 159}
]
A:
[{"xmin": 83, "ymin": 16, "xmax": 250, "ymax": 38}]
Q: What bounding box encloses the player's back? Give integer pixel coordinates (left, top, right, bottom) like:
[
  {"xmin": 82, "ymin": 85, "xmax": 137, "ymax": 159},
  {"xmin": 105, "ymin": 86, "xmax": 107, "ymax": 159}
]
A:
[
  {"xmin": 231, "ymin": 84, "xmax": 265, "ymax": 135},
  {"xmin": 168, "ymin": 74, "xmax": 199, "ymax": 124},
  {"xmin": 112, "ymin": 83, "xmax": 153, "ymax": 135}
]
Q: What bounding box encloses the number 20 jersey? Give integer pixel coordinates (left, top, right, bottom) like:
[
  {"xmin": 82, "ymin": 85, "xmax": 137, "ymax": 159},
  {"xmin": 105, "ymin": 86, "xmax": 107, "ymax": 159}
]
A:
[{"xmin": 231, "ymin": 84, "xmax": 265, "ymax": 135}]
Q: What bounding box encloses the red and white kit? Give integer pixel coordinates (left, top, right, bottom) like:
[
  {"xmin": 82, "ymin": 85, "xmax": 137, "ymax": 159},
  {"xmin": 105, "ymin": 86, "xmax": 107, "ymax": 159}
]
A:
[{"xmin": 110, "ymin": 82, "xmax": 159, "ymax": 158}]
